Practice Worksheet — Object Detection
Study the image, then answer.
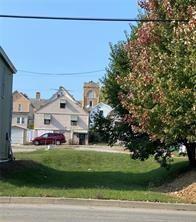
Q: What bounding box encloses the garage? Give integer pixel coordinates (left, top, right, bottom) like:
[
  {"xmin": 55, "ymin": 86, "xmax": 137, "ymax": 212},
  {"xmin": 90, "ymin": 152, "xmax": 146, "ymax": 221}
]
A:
[{"xmin": 11, "ymin": 126, "xmax": 27, "ymax": 144}]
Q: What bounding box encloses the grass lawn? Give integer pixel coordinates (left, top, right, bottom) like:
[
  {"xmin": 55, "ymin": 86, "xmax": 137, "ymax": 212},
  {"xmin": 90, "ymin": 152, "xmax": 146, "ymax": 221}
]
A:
[{"xmin": 0, "ymin": 149, "xmax": 189, "ymax": 202}]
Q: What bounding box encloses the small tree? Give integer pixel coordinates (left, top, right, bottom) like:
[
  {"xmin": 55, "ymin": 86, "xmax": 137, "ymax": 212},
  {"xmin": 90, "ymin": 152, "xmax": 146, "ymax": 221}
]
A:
[{"xmin": 89, "ymin": 110, "xmax": 112, "ymax": 144}]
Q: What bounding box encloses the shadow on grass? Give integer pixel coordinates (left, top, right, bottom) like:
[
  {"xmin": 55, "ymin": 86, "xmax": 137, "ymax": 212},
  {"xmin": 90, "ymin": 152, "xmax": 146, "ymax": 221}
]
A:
[{"xmin": 0, "ymin": 159, "xmax": 190, "ymax": 191}]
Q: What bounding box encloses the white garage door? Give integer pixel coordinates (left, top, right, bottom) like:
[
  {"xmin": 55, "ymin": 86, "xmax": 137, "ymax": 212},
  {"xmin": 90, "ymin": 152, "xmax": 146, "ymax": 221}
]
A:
[{"xmin": 11, "ymin": 127, "xmax": 24, "ymax": 144}]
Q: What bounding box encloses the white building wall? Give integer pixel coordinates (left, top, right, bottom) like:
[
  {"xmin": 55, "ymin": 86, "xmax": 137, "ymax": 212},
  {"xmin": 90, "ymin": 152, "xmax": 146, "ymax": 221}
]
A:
[{"xmin": 12, "ymin": 113, "xmax": 28, "ymax": 128}]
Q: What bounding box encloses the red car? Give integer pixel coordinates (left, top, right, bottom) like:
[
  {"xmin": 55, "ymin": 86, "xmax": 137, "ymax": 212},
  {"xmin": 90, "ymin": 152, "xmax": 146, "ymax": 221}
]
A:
[{"xmin": 32, "ymin": 133, "xmax": 66, "ymax": 145}]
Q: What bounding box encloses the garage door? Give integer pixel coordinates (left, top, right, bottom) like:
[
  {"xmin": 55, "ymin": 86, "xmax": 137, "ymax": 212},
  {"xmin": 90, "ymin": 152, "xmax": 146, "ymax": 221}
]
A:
[{"xmin": 11, "ymin": 127, "xmax": 24, "ymax": 144}]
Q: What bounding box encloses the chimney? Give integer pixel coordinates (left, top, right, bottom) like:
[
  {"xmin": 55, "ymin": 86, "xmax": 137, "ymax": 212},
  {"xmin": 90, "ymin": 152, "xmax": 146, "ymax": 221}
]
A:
[{"xmin": 36, "ymin": 92, "xmax": 41, "ymax": 100}]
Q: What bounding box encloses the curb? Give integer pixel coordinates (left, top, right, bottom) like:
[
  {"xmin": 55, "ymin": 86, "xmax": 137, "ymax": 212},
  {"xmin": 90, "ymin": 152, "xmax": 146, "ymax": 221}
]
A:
[{"xmin": 0, "ymin": 197, "xmax": 195, "ymax": 211}]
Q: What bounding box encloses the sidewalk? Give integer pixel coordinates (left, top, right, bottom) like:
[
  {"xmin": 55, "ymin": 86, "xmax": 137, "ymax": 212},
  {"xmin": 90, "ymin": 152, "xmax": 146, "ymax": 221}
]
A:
[{"xmin": 0, "ymin": 197, "xmax": 195, "ymax": 211}]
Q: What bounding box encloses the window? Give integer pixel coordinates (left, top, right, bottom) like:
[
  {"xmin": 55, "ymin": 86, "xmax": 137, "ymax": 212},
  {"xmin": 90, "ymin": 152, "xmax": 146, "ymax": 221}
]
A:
[
  {"xmin": 71, "ymin": 115, "xmax": 78, "ymax": 126},
  {"xmin": 71, "ymin": 121, "xmax": 77, "ymax": 126},
  {"xmin": 44, "ymin": 114, "xmax": 51, "ymax": 125},
  {"xmin": 60, "ymin": 99, "xmax": 66, "ymax": 109},
  {"xmin": 89, "ymin": 101, "xmax": 93, "ymax": 107},
  {"xmin": 17, "ymin": 117, "xmax": 25, "ymax": 124},
  {"xmin": 44, "ymin": 119, "xmax": 50, "ymax": 125},
  {"xmin": 17, "ymin": 117, "xmax": 20, "ymax": 124},
  {"xmin": 22, "ymin": 117, "xmax": 25, "ymax": 124},
  {"xmin": 42, "ymin": 134, "xmax": 48, "ymax": 138},
  {"xmin": 87, "ymin": 90, "xmax": 95, "ymax": 99},
  {"xmin": 99, "ymin": 110, "xmax": 104, "ymax": 116},
  {"xmin": 18, "ymin": 104, "xmax": 23, "ymax": 112}
]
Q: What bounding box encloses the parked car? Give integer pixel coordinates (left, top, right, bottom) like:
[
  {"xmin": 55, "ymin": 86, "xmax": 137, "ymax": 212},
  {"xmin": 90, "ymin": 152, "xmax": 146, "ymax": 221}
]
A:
[{"xmin": 32, "ymin": 133, "xmax": 66, "ymax": 145}]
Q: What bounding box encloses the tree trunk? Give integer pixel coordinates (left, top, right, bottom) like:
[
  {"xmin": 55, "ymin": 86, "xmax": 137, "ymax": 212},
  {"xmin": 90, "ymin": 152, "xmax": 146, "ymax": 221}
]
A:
[{"xmin": 186, "ymin": 142, "xmax": 196, "ymax": 168}]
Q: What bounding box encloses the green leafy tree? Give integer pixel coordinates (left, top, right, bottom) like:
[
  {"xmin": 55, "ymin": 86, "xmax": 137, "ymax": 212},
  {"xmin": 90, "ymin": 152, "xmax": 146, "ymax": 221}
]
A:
[
  {"xmin": 118, "ymin": 0, "xmax": 196, "ymax": 166},
  {"xmin": 89, "ymin": 110, "xmax": 112, "ymax": 144},
  {"xmin": 102, "ymin": 42, "xmax": 131, "ymax": 114},
  {"xmin": 102, "ymin": 33, "xmax": 160, "ymax": 164}
]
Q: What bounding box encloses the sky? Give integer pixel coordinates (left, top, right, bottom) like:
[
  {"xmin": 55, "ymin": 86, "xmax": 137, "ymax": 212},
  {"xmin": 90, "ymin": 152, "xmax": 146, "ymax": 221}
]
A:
[{"xmin": 0, "ymin": 0, "xmax": 139, "ymax": 101}]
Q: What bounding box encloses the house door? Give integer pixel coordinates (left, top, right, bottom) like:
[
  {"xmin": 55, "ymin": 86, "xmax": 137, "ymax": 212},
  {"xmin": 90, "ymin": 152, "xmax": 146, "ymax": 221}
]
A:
[{"xmin": 79, "ymin": 134, "xmax": 86, "ymax": 145}]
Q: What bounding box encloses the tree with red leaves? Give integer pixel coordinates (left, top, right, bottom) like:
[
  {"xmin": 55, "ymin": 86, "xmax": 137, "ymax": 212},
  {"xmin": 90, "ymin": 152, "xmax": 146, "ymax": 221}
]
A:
[{"xmin": 118, "ymin": 0, "xmax": 196, "ymax": 166}]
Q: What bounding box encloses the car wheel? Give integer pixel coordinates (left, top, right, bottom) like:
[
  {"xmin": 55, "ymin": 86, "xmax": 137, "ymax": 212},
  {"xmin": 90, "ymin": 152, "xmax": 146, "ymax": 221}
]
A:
[
  {"xmin": 56, "ymin": 140, "xmax": 61, "ymax": 145},
  {"xmin": 34, "ymin": 141, "xmax": 39, "ymax": 145}
]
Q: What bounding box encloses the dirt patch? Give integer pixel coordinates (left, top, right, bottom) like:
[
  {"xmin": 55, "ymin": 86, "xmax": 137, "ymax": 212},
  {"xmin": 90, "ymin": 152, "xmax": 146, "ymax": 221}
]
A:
[
  {"xmin": 170, "ymin": 183, "xmax": 196, "ymax": 203},
  {"xmin": 157, "ymin": 170, "xmax": 196, "ymax": 203}
]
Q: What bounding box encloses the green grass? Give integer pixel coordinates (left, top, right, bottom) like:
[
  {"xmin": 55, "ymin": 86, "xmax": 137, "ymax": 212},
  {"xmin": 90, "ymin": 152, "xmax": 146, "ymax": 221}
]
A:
[{"xmin": 0, "ymin": 149, "xmax": 189, "ymax": 202}]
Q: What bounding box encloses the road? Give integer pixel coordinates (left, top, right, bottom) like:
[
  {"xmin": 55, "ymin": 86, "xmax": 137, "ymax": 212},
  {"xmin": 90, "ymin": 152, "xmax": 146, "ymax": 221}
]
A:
[{"xmin": 0, "ymin": 204, "xmax": 196, "ymax": 222}]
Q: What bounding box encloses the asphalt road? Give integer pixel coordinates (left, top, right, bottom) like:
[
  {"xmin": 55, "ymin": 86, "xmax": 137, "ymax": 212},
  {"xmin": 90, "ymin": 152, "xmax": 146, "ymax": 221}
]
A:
[{"xmin": 0, "ymin": 204, "xmax": 196, "ymax": 222}]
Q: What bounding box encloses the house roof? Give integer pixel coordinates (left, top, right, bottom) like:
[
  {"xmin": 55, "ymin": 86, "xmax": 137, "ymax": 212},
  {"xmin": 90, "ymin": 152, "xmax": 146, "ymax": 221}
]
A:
[
  {"xmin": 84, "ymin": 81, "xmax": 99, "ymax": 88},
  {"xmin": 49, "ymin": 86, "xmax": 79, "ymax": 104},
  {"xmin": 30, "ymin": 98, "xmax": 48, "ymax": 110},
  {"xmin": 32, "ymin": 86, "xmax": 88, "ymax": 114},
  {"xmin": 35, "ymin": 94, "xmax": 72, "ymax": 112},
  {"xmin": 0, "ymin": 46, "xmax": 17, "ymax": 73},
  {"xmin": 91, "ymin": 102, "xmax": 113, "ymax": 111},
  {"xmin": 36, "ymin": 90, "xmax": 88, "ymax": 115},
  {"xmin": 13, "ymin": 90, "xmax": 30, "ymax": 101}
]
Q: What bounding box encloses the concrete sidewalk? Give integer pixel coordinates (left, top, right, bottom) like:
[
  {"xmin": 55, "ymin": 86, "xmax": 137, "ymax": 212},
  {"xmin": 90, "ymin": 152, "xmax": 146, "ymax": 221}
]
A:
[{"xmin": 0, "ymin": 197, "xmax": 195, "ymax": 211}]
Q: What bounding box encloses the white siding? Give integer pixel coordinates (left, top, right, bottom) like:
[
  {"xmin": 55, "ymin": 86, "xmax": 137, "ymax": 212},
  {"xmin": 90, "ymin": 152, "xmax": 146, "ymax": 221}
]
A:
[{"xmin": 11, "ymin": 127, "xmax": 24, "ymax": 144}]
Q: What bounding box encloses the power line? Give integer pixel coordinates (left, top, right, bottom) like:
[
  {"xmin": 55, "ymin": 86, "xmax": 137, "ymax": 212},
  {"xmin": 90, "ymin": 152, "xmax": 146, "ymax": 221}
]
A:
[
  {"xmin": 0, "ymin": 14, "xmax": 189, "ymax": 22},
  {"xmin": 18, "ymin": 73, "xmax": 102, "ymax": 78},
  {"xmin": 18, "ymin": 69, "xmax": 105, "ymax": 76},
  {"xmin": 13, "ymin": 88, "xmax": 79, "ymax": 92}
]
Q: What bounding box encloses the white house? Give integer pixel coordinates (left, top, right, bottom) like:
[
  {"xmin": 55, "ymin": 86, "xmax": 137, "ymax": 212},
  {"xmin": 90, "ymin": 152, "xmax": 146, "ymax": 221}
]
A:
[
  {"xmin": 34, "ymin": 87, "xmax": 89, "ymax": 145},
  {"xmin": 0, "ymin": 47, "xmax": 16, "ymax": 162},
  {"xmin": 89, "ymin": 102, "xmax": 113, "ymax": 126}
]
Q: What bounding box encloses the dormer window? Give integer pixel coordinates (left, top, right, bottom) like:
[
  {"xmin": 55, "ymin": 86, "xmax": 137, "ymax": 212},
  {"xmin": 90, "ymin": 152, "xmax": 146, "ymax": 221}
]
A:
[{"xmin": 60, "ymin": 99, "xmax": 66, "ymax": 109}]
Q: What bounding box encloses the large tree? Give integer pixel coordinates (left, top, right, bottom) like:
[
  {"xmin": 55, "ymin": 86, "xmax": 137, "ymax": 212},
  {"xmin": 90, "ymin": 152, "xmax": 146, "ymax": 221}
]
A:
[
  {"xmin": 118, "ymin": 0, "xmax": 196, "ymax": 166},
  {"xmin": 102, "ymin": 38, "xmax": 159, "ymax": 163}
]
